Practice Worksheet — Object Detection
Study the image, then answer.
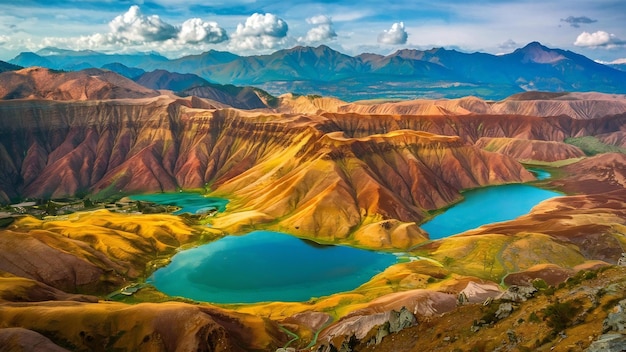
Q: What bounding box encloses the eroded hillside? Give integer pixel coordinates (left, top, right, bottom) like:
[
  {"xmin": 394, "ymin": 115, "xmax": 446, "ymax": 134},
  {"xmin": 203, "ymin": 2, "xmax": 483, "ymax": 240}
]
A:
[{"xmin": 1, "ymin": 73, "xmax": 626, "ymax": 351}]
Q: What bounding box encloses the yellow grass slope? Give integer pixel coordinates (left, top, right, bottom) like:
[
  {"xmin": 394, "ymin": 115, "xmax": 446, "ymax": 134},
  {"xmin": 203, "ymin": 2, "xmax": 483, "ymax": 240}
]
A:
[
  {"xmin": 0, "ymin": 301, "xmax": 286, "ymax": 351},
  {"xmin": 0, "ymin": 210, "xmax": 201, "ymax": 293}
]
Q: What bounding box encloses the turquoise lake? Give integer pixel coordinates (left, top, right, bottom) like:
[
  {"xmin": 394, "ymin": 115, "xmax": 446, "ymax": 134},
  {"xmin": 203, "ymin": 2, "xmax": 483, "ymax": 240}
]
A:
[
  {"xmin": 149, "ymin": 231, "xmax": 397, "ymax": 303},
  {"xmin": 140, "ymin": 171, "xmax": 559, "ymax": 304},
  {"xmin": 130, "ymin": 192, "xmax": 228, "ymax": 215},
  {"xmin": 420, "ymin": 183, "xmax": 561, "ymax": 240}
]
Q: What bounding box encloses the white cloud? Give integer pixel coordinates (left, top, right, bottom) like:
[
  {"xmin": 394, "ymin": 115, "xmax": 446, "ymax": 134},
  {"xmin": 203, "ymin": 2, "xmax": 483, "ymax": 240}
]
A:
[
  {"xmin": 34, "ymin": 6, "xmax": 230, "ymax": 57},
  {"xmin": 574, "ymin": 31, "xmax": 626, "ymax": 48},
  {"xmin": 230, "ymin": 13, "xmax": 289, "ymax": 51},
  {"xmin": 109, "ymin": 5, "xmax": 177, "ymax": 43},
  {"xmin": 0, "ymin": 35, "xmax": 9, "ymax": 45},
  {"xmin": 377, "ymin": 22, "xmax": 408, "ymax": 45},
  {"xmin": 596, "ymin": 58, "xmax": 626, "ymax": 65},
  {"xmin": 308, "ymin": 15, "xmax": 332, "ymax": 26},
  {"xmin": 300, "ymin": 15, "xmax": 337, "ymax": 43},
  {"xmin": 178, "ymin": 18, "xmax": 228, "ymax": 44},
  {"xmin": 234, "ymin": 13, "xmax": 288, "ymax": 37}
]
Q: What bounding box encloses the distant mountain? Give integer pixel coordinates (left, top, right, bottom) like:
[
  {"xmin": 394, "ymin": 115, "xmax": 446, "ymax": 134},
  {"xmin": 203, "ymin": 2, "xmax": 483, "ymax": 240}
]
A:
[
  {"xmin": 166, "ymin": 50, "xmax": 241, "ymax": 74},
  {"xmin": 10, "ymin": 48, "xmax": 169, "ymax": 71},
  {"xmin": 0, "ymin": 60, "xmax": 21, "ymax": 73},
  {"xmin": 101, "ymin": 63, "xmax": 145, "ymax": 79},
  {"xmin": 135, "ymin": 70, "xmax": 210, "ymax": 92},
  {"xmin": 180, "ymin": 84, "xmax": 271, "ymax": 109},
  {"xmin": 9, "ymin": 43, "xmax": 626, "ymax": 100},
  {"xmin": 10, "ymin": 52, "xmax": 53, "ymax": 68},
  {"xmin": 131, "ymin": 69, "xmax": 273, "ymax": 108}
]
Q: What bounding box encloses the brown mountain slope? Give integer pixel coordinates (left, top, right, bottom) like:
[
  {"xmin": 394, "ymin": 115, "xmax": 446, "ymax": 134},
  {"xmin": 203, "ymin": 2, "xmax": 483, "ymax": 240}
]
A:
[
  {"xmin": 0, "ymin": 300, "xmax": 286, "ymax": 351},
  {"xmin": 597, "ymin": 130, "xmax": 626, "ymax": 147},
  {"xmin": 0, "ymin": 210, "xmax": 199, "ymax": 293},
  {"xmin": 550, "ymin": 152, "xmax": 626, "ymax": 194},
  {"xmin": 338, "ymin": 96, "xmax": 489, "ymax": 116},
  {"xmin": 0, "ymin": 97, "xmax": 536, "ymax": 246},
  {"xmin": 2, "ymin": 98, "xmax": 626, "ymax": 239},
  {"xmin": 318, "ymin": 111, "xmax": 626, "ymax": 142},
  {"xmin": 281, "ymin": 92, "xmax": 626, "ymax": 120},
  {"xmin": 475, "ymin": 137, "xmax": 585, "ymax": 162},
  {"xmin": 0, "ymin": 67, "xmax": 160, "ymax": 100},
  {"xmin": 211, "ymin": 129, "xmax": 533, "ymax": 241},
  {"xmin": 492, "ymin": 92, "xmax": 626, "ymax": 119},
  {"xmin": 182, "ymin": 85, "xmax": 269, "ymax": 109},
  {"xmin": 0, "ymin": 328, "xmax": 70, "ymax": 352}
]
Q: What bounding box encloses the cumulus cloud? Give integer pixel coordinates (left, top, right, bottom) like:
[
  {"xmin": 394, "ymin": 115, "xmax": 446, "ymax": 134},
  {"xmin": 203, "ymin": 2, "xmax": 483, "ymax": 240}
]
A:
[
  {"xmin": 0, "ymin": 35, "xmax": 9, "ymax": 45},
  {"xmin": 301, "ymin": 15, "xmax": 337, "ymax": 43},
  {"xmin": 39, "ymin": 6, "xmax": 228, "ymax": 55},
  {"xmin": 178, "ymin": 18, "xmax": 227, "ymax": 44},
  {"xmin": 109, "ymin": 5, "xmax": 177, "ymax": 43},
  {"xmin": 574, "ymin": 30, "xmax": 626, "ymax": 48},
  {"xmin": 230, "ymin": 13, "xmax": 289, "ymax": 50},
  {"xmin": 561, "ymin": 16, "xmax": 597, "ymax": 28},
  {"xmin": 235, "ymin": 13, "xmax": 288, "ymax": 37},
  {"xmin": 377, "ymin": 22, "xmax": 408, "ymax": 45}
]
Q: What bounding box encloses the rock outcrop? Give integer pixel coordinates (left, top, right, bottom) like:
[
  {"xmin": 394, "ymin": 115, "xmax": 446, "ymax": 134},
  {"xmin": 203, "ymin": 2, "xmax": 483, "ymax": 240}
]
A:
[{"xmin": 587, "ymin": 299, "xmax": 626, "ymax": 352}]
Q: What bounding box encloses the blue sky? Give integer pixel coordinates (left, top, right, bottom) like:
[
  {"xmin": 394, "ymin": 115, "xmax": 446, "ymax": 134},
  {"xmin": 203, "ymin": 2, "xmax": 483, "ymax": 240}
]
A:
[{"xmin": 1, "ymin": 0, "xmax": 625, "ymax": 63}]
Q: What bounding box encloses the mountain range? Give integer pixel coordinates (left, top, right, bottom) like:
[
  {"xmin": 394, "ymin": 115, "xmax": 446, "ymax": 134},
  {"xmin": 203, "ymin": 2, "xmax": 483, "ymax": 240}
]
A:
[{"xmin": 8, "ymin": 42, "xmax": 626, "ymax": 101}]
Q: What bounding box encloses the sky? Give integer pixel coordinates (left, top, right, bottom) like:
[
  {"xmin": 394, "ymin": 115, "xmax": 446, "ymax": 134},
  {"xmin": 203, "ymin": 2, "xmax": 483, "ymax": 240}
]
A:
[{"xmin": 1, "ymin": 0, "xmax": 625, "ymax": 63}]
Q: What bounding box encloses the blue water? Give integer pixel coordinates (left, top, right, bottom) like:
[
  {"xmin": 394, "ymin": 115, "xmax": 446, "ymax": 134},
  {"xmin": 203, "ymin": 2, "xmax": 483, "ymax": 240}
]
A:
[
  {"xmin": 129, "ymin": 192, "xmax": 228, "ymax": 215},
  {"xmin": 421, "ymin": 184, "xmax": 561, "ymax": 240},
  {"xmin": 526, "ymin": 168, "xmax": 552, "ymax": 180},
  {"xmin": 149, "ymin": 231, "xmax": 396, "ymax": 303}
]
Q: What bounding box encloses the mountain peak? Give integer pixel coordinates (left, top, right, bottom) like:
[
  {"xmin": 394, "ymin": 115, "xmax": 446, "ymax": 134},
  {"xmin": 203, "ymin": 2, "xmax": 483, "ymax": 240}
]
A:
[
  {"xmin": 513, "ymin": 41, "xmax": 566, "ymax": 64},
  {"xmin": 522, "ymin": 41, "xmax": 547, "ymax": 50}
]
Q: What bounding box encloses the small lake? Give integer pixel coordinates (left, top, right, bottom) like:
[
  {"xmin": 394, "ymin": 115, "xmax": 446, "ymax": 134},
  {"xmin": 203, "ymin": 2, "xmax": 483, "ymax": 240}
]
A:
[
  {"xmin": 526, "ymin": 167, "xmax": 552, "ymax": 181},
  {"xmin": 149, "ymin": 231, "xmax": 396, "ymax": 303},
  {"xmin": 129, "ymin": 192, "xmax": 228, "ymax": 215},
  {"xmin": 420, "ymin": 183, "xmax": 561, "ymax": 240}
]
